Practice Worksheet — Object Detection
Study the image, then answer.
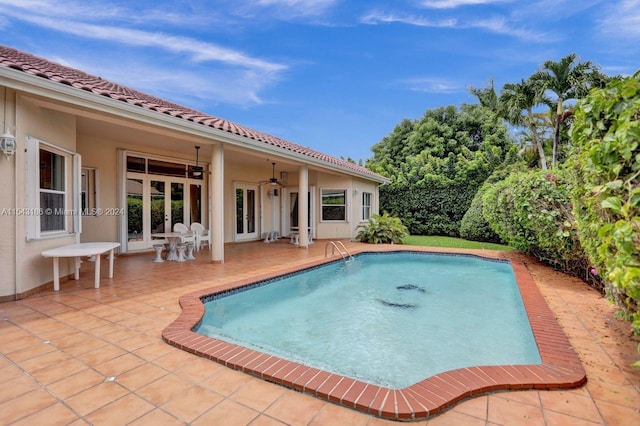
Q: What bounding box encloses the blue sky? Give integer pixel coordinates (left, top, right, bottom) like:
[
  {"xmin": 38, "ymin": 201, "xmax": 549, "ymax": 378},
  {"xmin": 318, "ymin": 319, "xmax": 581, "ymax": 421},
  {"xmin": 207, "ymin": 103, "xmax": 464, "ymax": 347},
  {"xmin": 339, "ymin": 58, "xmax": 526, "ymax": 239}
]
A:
[{"xmin": 1, "ymin": 1, "xmax": 638, "ymax": 162}]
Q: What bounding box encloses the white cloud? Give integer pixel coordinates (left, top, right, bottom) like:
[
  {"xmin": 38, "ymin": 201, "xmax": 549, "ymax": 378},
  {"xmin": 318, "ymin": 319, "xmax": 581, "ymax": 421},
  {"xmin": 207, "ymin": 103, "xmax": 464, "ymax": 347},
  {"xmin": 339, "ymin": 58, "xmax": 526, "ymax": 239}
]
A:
[
  {"xmin": 400, "ymin": 77, "xmax": 463, "ymax": 94},
  {"xmin": 361, "ymin": 11, "xmax": 456, "ymax": 27},
  {"xmin": 236, "ymin": 0, "xmax": 339, "ymax": 20},
  {"xmin": 598, "ymin": 0, "xmax": 640, "ymax": 40},
  {"xmin": 0, "ymin": 0, "xmax": 288, "ymax": 106},
  {"xmin": 419, "ymin": 0, "xmax": 510, "ymax": 8},
  {"xmin": 361, "ymin": 10, "xmax": 543, "ymax": 41},
  {"xmin": 22, "ymin": 14, "xmax": 285, "ymax": 73}
]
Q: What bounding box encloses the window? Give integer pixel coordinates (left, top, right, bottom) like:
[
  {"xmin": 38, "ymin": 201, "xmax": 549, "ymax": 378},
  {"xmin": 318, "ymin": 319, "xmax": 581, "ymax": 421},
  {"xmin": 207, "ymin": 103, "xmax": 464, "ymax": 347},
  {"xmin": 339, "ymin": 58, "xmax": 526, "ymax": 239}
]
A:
[
  {"xmin": 39, "ymin": 148, "xmax": 66, "ymax": 232},
  {"xmin": 321, "ymin": 189, "xmax": 347, "ymax": 221},
  {"xmin": 26, "ymin": 137, "xmax": 81, "ymax": 240},
  {"xmin": 362, "ymin": 192, "xmax": 372, "ymax": 221}
]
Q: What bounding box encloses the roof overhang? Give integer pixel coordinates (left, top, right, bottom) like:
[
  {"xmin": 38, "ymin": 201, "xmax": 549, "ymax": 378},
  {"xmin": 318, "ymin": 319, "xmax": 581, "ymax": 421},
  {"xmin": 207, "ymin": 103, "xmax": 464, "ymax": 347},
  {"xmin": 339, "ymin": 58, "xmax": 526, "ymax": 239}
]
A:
[{"xmin": 0, "ymin": 66, "xmax": 390, "ymax": 184}]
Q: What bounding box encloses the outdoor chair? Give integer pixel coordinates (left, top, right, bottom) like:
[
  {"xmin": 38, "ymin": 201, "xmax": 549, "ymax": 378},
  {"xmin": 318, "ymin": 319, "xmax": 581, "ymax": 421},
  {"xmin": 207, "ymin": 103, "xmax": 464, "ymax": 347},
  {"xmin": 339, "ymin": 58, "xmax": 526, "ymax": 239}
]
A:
[
  {"xmin": 173, "ymin": 223, "xmax": 196, "ymax": 246},
  {"xmin": 190, "ymin": 222, "xmax": 211, "ymax": 251}
]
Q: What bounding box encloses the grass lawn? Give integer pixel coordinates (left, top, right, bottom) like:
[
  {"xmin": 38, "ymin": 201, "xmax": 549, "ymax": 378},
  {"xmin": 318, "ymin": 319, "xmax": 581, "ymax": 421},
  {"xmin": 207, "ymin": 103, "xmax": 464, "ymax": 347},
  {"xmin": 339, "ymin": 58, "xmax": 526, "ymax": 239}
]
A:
[{"xmin": 402, "ymin": 235, "xmax": 514, "ymax": 251}]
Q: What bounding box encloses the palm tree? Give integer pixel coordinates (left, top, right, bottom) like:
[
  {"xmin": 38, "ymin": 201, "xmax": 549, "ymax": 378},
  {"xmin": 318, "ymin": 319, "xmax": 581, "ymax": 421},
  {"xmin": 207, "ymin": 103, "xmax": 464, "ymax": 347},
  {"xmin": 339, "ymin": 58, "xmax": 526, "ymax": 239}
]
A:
[
  {"xmin": 469, "ymin": 79, "xmax": 500, "ymax": 111},
  {"xmin": 499, "ymin": 78, "xmax": 549, "ymax": 169},
  {"xmin": 531, "ymin": 53, "xmax": 607, "ymax": 167}
]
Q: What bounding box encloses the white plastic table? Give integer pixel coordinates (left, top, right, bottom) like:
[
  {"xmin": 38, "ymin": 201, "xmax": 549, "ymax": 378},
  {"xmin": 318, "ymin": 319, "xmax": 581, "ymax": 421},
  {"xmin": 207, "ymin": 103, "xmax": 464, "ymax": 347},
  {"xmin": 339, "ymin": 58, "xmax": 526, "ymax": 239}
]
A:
[
  {"xmin": 41, "ymin": 242, "xmax": 120, "ymax": 291},
  {"xmin": 151, "ymin": 232, "xmax": 191, "ymax": 261}
]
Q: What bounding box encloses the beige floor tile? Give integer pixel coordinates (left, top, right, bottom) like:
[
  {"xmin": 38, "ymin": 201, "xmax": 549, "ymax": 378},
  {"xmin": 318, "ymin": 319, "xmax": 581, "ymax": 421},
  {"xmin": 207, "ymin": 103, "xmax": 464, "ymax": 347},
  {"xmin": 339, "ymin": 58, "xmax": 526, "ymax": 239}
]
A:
[
  {"xmin": 93, "ymin": 352, "xmax": 146, "ymax": 377},
  {"xmin": 193, "ymin": 399, "xmax": 260, "ymax": 425},
  {"xmin": 539, "ymin": 390, "xmax": 602, "ymax": 422},
  {"xmin": 451, "ymin": 395, "xmax": 488, "ymax": 420},
  {"xmin": 544, "ymin": 409, "xmax": 602, "ymax": 426},
  {"xmin": 201, "ymin": 367, "xmax": 254, "ymax": 396},
  {"xmin": 487, "ymin": 395, "xmax": 546, "ymax": 424},
  {"xmin": 47, "ymin": 368, "xmax": 106, "ymax": 400},
  {"xmin": 5, "ymin": 340, "xmax": 57, "ymax": 363},
  {"xmin": 309, "ymin": 402, "xmax": 373, "ymax": 425},
  {"xmin": 85, "ymin": 393, "xmax": 155, "ymax": 425},
  {"xmin": 15, "ymin": 349, "xmax": 71, "ymax": 373},
  {"xmin": 249, "ymin": 415, "xmax": 288, "ymax": 426},
  {"xmin": 75, "ymin": 343, "xmax": 128, "ymax": 365},
  {"xmin": 0, "ymin": 388, "xmax": 58, "ymax": 424},
  {"xmin": 161, "ymin": 385, "xmax": 224, "ymax": 423},
  {"xmin": 65, "ymin": 381, "xmax": 130, "ymax": 417},
  {"xmin": 10, "ymin": 401, "xmax": 80, "ymax": 426},
  {"xmin": 0, "ymin": 374, "xmax": 39, "ymax": 403},
  {"xmin": 264, "ymin": 390, "xmax": 327, "ymax": 426},
  {"xmin": 427, "ymin": 410, "xmax": 487, "ymax": 426},
  {"xmin": 136, "ymin": 374, "xmax": 194, "ymax": 406},
  {"xmin": 128, "ymin": 408, "xmax": 185, "ymax": 425},
  {"xmin": 595, "ymin": 399, "xmax": 640, "ymax": 425},
  {"xmin": 116, "ymin": 362, "xmax": 169, "ymax": 391},
  {"xmin": 30, "ymin": 357, "xmax": 89, "ymax": 385},
  {"xmin": 230, "ymin": 378, "xmax": 287, "ymax": 412}
]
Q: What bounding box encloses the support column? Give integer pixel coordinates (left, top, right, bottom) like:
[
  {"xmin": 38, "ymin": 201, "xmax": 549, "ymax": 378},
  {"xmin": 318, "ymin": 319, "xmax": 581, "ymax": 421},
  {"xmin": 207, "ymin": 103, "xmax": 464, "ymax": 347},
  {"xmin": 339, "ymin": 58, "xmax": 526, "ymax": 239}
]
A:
[
  {"xmin": 298, "ymin": 164, "xmax": 309, "ymax": 248},
  {"xmin": 210, "ymin": 143, "xmax": 224, "ymax": 263}
]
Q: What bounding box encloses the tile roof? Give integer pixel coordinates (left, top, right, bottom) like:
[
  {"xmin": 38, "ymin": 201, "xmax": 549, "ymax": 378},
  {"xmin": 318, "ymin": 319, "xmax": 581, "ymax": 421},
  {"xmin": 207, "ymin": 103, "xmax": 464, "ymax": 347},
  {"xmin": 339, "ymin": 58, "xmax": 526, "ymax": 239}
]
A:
[{"xmin": 0, "ymin": 45, "xmax": 384, "ymax": 181}]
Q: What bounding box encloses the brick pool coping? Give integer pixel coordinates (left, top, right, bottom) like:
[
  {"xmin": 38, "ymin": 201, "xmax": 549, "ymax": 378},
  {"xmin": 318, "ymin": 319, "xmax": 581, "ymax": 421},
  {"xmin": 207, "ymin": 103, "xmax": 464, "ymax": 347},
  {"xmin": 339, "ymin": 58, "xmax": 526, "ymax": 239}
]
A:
[{"xmin": 162, "ymin": 247, "xmax": 586, "ymax": 421}]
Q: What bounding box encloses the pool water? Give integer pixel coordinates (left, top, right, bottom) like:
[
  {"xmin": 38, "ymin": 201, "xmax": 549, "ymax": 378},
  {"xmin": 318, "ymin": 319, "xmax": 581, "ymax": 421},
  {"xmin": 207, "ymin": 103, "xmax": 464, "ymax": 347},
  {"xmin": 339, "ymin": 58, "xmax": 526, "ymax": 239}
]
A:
[{"xmin": 196, "ymin": 252, "xmax": 541, "ymax": 389}]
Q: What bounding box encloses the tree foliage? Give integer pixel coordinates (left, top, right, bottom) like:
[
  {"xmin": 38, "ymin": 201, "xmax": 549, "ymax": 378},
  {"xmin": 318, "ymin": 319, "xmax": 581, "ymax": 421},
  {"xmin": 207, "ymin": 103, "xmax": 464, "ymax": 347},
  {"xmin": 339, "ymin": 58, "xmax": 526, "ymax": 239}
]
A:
[
  {"xmin": 367, "ymin": 104, "xmax": 515, "ymax": 235},
  {"xmin": 569, "ymin": 71, "xmax": 640, "ymax": 333}
]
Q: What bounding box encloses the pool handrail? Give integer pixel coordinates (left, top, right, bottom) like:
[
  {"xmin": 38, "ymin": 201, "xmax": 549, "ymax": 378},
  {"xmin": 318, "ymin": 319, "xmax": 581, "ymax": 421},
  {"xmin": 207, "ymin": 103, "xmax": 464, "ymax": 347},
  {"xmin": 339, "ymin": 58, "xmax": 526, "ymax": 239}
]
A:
[{"xmin": 324, "ymin": 241, "xmax": 354, "ymax": 263}]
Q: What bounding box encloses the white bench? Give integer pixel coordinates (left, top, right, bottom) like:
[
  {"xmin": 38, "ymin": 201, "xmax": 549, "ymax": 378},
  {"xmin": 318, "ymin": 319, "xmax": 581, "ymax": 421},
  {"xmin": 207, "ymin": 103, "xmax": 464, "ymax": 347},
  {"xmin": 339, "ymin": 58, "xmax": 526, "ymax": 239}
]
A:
[{"xmin": 41, "ymin": 242, "xmax": 120, "ymax": 291}]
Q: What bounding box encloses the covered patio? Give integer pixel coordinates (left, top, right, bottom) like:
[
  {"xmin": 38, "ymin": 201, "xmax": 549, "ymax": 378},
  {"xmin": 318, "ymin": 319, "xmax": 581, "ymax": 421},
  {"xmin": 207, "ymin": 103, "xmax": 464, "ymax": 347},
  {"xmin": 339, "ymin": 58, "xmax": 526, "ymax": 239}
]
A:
[{"xmin": 1, "ymin": 241, "xmax": 639, "ymax": 424}]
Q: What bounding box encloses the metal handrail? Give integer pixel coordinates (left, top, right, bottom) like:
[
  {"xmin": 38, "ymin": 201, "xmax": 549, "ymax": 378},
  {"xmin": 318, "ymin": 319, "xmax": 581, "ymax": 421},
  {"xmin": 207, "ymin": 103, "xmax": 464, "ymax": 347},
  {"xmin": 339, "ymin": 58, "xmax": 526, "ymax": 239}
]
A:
[{"xmin": 324, "ymin": 241, "xmax": 354, "ymax": 263}]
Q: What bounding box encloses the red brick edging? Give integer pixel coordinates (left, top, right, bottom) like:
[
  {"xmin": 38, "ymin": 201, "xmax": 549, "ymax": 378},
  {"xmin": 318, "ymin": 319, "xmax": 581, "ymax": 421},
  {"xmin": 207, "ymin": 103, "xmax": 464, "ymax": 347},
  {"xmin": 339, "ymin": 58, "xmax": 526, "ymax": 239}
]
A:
[{"xmin": 162, "ymin": 248, "xmax": 586, "ymax": 421}]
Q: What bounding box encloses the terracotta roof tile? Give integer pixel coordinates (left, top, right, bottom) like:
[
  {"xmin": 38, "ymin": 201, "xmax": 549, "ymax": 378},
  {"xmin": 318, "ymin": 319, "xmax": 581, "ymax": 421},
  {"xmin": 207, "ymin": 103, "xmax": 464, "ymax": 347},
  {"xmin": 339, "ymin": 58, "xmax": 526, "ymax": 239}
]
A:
[{"xmin": 0, "ymin": 45, "xmax": 383, "ymax": 180}]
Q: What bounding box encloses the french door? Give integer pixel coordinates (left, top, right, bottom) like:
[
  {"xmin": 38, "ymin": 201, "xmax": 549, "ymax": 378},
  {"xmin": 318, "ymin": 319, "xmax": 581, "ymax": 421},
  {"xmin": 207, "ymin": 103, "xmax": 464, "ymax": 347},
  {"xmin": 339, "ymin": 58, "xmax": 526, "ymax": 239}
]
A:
[
  {"xmin": 235, "ymin": 183, "xmax": 259, "ymax": 241},
  {"xmin": 127, "ymin": 175, "xmax": 196, "ymax": 250},
  {"xmin": 284, "ymin": 186, "xmax": 315, "ymax": 237}
]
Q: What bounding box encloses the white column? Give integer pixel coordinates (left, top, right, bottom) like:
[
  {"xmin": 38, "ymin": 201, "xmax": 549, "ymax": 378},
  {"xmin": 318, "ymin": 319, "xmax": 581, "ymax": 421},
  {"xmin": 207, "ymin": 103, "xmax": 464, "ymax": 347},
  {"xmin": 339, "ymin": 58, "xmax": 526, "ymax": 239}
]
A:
[
  {"xmin": 210, "ymin": 143, "xmax": 225, "ymax": 263},
  {"xmin": 298, "ymin": 164, "xmax": 309, "ymax": 248}
]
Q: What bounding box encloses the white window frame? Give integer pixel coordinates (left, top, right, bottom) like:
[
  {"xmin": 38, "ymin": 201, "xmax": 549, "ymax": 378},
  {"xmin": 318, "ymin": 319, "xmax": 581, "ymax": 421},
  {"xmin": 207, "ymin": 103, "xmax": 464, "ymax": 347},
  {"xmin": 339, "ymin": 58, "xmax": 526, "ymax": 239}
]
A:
[
  {"xmin": 320, "ymin": 188, "xmax": 348, "ymax": 222},
  {"xmin": 362, "ymin": 191, "xmax": 372, "ymax": 221},
  {"xmin": 81, "ymin": 167, "xmax": 99, "ymax": 216},
  {"xmin": 25, "ymin": 136, "xmax": 81, "ymax": 240}
]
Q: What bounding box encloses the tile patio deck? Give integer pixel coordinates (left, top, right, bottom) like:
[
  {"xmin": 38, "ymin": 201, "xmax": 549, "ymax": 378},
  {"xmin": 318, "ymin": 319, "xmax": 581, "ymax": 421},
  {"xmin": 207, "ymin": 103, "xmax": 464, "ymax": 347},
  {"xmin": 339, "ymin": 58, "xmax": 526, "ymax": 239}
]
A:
[{"xmin": 1, "ymin": 240, "xmax": 639, "ymax": 425}]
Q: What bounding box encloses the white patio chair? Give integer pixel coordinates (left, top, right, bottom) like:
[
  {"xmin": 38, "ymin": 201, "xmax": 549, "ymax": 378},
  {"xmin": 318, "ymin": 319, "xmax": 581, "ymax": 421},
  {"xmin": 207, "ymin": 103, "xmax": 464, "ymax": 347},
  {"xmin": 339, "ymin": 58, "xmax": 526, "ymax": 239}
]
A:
[
  {"xmin": 190, "ymin": 222, "xmax": 211, "ymax": 251},
  {"xmin": 173, "ymin": 223, "xmax": 196, "ymax": 245}
]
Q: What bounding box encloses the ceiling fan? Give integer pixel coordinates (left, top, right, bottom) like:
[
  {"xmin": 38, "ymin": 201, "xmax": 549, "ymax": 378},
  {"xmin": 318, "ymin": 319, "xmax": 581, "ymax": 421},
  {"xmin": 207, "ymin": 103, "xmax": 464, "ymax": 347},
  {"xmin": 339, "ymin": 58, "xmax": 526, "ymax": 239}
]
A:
[{"xmin": 260, "ymin": 162, "xmax": 286, "ymax": 186}]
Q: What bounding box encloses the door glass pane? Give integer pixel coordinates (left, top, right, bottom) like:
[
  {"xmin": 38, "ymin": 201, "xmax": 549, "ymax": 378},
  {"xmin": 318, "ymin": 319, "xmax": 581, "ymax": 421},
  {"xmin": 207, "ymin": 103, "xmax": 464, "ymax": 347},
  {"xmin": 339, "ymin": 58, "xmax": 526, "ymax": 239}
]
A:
[
  {"xmin": 247, "ymin": 189, "xmax": 255, "ymax": 233},
  {"xmin": 171, "ymin": 182, "xmax": 184, "ymax": 230},
  {"xmin": 126, "ymin": 156, "xmax": 146, "ymax": 173},
  {"xmin": 151, "ymin": 181, "xmax": 165, "ymax": 233},
  {"xmin": 190, "ymin": 184, "xmax": 201, "ymax": 224},
  {"xmin": 236, "ymin": 188, "xmax": 244, "ymax": 234},
  {"xmin": 290, "ymin": 193, "xmax": 298, "ymax": 229},
  {"xmin": 127, "ymin": 178, "xmax": 144, "ymax": 241},
  {"xmin": 148, "ymin": 159, "xmax": 186, "ymax": 177}
]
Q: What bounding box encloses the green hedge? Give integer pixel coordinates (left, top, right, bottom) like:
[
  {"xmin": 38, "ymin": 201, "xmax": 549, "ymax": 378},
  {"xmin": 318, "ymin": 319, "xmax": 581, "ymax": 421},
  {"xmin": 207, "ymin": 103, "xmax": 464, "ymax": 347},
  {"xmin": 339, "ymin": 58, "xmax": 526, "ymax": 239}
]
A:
[
  {"xmin": 380, "ymin": 180, "xmax": 477, "ymax": 236},
  {"xmin": 570, "ymin": 71, "xmax": 640, "ymax": 332},
  {"xmin": 482, "ymin": 168, "xmax": 592, "ymax": 282}
]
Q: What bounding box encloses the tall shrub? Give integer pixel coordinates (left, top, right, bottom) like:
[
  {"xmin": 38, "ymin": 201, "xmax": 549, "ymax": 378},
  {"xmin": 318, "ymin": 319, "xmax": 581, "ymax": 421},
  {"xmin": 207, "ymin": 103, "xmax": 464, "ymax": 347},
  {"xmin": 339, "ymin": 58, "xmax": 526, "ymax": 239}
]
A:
[
  {"xmin": 482, "ymin": 169, "xmax": 589, "ymax": 279},
  {"xmin": 570, "ymin": 71, "xmax": 640, "ymax": 332}
]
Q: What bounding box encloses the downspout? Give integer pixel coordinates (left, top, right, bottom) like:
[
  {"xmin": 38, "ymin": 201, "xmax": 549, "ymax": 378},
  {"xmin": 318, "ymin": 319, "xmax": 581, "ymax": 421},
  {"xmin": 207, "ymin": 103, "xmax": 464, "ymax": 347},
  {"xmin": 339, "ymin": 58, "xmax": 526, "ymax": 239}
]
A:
[{"xmin": 9, "ymin": 89, "xmax": 18, "ymax": 300}]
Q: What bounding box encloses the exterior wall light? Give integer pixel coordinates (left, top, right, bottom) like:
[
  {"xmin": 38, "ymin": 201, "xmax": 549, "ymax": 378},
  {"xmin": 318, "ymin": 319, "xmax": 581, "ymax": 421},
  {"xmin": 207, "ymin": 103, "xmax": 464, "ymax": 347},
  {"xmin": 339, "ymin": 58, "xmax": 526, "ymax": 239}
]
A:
[{"xmin": 0, "ymin": 130, "xmax": 16, "ymax": 159}]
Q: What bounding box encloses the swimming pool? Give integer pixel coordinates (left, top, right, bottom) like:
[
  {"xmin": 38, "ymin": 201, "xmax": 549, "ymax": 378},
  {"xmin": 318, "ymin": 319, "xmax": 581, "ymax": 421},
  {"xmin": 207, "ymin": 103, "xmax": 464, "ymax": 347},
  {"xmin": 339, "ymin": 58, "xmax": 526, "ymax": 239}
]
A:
[
  {"xmin": 163, "ymin": 247, "xmax": 586, "ymax": 421},
  {"xmin": 196, "ymin": 252, "xmax": 541, "ymax": 389}
]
